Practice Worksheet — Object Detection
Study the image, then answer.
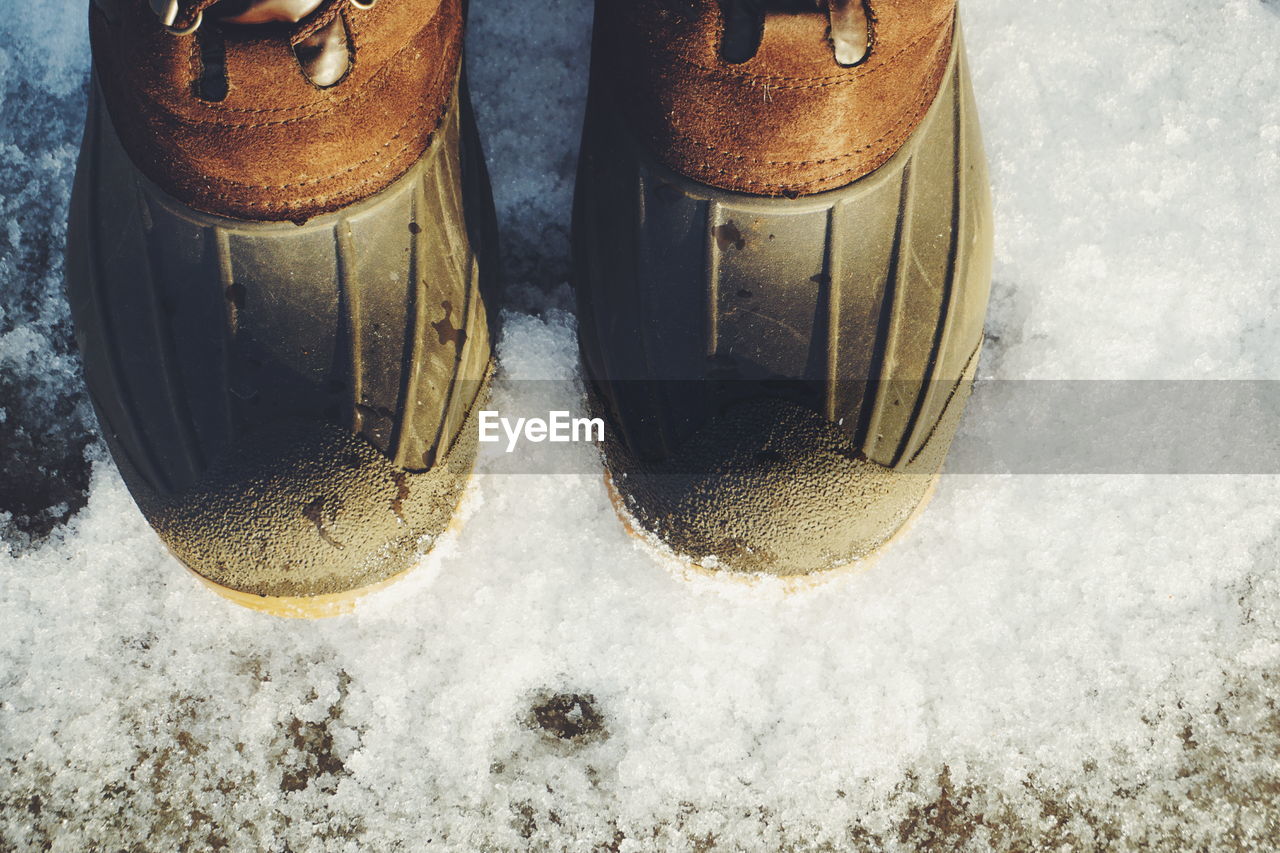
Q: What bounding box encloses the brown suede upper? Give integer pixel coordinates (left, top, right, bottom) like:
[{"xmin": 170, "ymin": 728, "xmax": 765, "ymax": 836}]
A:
[
  {"xmin": 596, "ymin": 0, "xmax": 955, "ymax": 197},
  {"xmin": 90, "ymin": 0, "xmax": 461, "ymax": 222}
]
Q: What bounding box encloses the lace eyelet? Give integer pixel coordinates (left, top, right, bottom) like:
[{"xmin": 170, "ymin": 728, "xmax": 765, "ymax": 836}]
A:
[{"xmin": 349, "ymin": 0, "xmax": 377, "ymax": 9}]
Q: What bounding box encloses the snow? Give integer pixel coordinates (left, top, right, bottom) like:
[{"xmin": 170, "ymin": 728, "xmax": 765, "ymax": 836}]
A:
[{"xmin": 4, "ymin": 0, "xmax": 1280, "ymax": 848}]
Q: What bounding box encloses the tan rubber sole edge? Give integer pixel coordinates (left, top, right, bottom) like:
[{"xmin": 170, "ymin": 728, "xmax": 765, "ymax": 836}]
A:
[
  {"xmin": 184, "ymin": 560, "xmax": 418, "ymax": 619},
  {"xmin": 178, "ymin": 472, "xmax": 478, "ymax": 619},
  {"xmin": 604, "ymin": 469, "xmax": 940, "ymax": 593}
]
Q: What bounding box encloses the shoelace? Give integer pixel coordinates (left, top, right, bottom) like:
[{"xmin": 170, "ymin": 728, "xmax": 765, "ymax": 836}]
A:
[{"xmin": 719, "ymin": 0, "xmax": 871, "ymax": 66}]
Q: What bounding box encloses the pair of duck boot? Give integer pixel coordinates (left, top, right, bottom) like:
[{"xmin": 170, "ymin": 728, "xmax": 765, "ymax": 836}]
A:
[{"xmin": 66, "ymin": 0, "xmax": 991, "ymax": 614}]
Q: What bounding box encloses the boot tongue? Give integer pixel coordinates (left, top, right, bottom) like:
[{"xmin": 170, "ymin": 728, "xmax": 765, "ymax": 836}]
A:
[{"xmin": 209, "ymin": 0, "xmax": 325, "ymax": 25}]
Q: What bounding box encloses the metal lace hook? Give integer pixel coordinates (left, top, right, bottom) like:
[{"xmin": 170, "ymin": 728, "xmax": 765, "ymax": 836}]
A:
[
  {"xmin": 156, "ymin": 0, "xmax": 203, "ymax": 35},
  {"xmin": 720, "ymin": 0, "xmax": 871, "ymax": 67},
  {"xmin": 827, "ymin": 0, "xmax": 870, "ymax": 66}
]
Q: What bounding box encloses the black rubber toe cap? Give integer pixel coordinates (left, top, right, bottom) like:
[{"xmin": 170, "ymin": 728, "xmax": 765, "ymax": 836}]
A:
[
  {"xmin": 603, "ymin": 396, "xmax": 944, "ymax": 575},
  {"xmin": 137, "ymin": 417, "xmax": 475, "ymax": 598}
]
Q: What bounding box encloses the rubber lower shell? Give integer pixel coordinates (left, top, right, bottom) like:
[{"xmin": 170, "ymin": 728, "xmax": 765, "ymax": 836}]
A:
[
  {"xmin": 65, "ymin": 75, "xmax": 499, "ymax": 609},
  {"xmin": 573, "ymin": 28, "xmax": 993, "ymax": 575}
]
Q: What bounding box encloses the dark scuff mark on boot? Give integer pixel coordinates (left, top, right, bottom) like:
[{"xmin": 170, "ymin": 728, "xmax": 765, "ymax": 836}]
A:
[
  {"xmin": 833, "ymin": 443, "xmax": 868, "ymax": 463},
  {"xmin": 302, "ymin": 496, "xmax": 344, "ymax": 549},
  {"xmin": 754, "ymin": 449, "xmax": 784, "ymax": 465},
  {"xmin": 714, "ymin": 222, "xmax": 746, "ymax": 251},
  {"xmin": 390, "ymin": 470, "xmax": 409, "ymax": 523},
  {"xmin": 356, "ymin": 402, "xmax": 395, "ymax": 422},
  {"xmin": 432, "ymin": 300, "xmax": 466, "ymax": 348},
  {"xmin": 356, "ymin": 403, "xmax": 396, "ymax": 440}
]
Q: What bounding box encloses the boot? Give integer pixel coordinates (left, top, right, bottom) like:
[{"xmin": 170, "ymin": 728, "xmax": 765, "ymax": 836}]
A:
[
  {"xmin": 66, "ymin": 0, "xmax": 498, "ymax": 615},
  {"xmin": 573, "ymin": 0, "xmax": 993, "ymax": 574}
]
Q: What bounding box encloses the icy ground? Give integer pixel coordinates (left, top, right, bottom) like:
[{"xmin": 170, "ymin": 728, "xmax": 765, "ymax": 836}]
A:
[{"xmin": 4, "ymin": 0, "xmax": 1280, "ymax": 849}]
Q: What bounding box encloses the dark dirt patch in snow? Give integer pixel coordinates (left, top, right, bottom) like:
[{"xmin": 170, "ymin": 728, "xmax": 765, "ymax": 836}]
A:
[{"xmin": 529, "ymin": 691, "xmax": 607, "ymax": 743}]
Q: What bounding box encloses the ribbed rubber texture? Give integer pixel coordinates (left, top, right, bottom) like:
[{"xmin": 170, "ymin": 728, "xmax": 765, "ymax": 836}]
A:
[
  {"xmin": 574, "ymin": 29, "xmax": 993, "ymax": 574},
  {"xmin": 65, "ymin": 75, "xmax": 498, "ymax": 598}
]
